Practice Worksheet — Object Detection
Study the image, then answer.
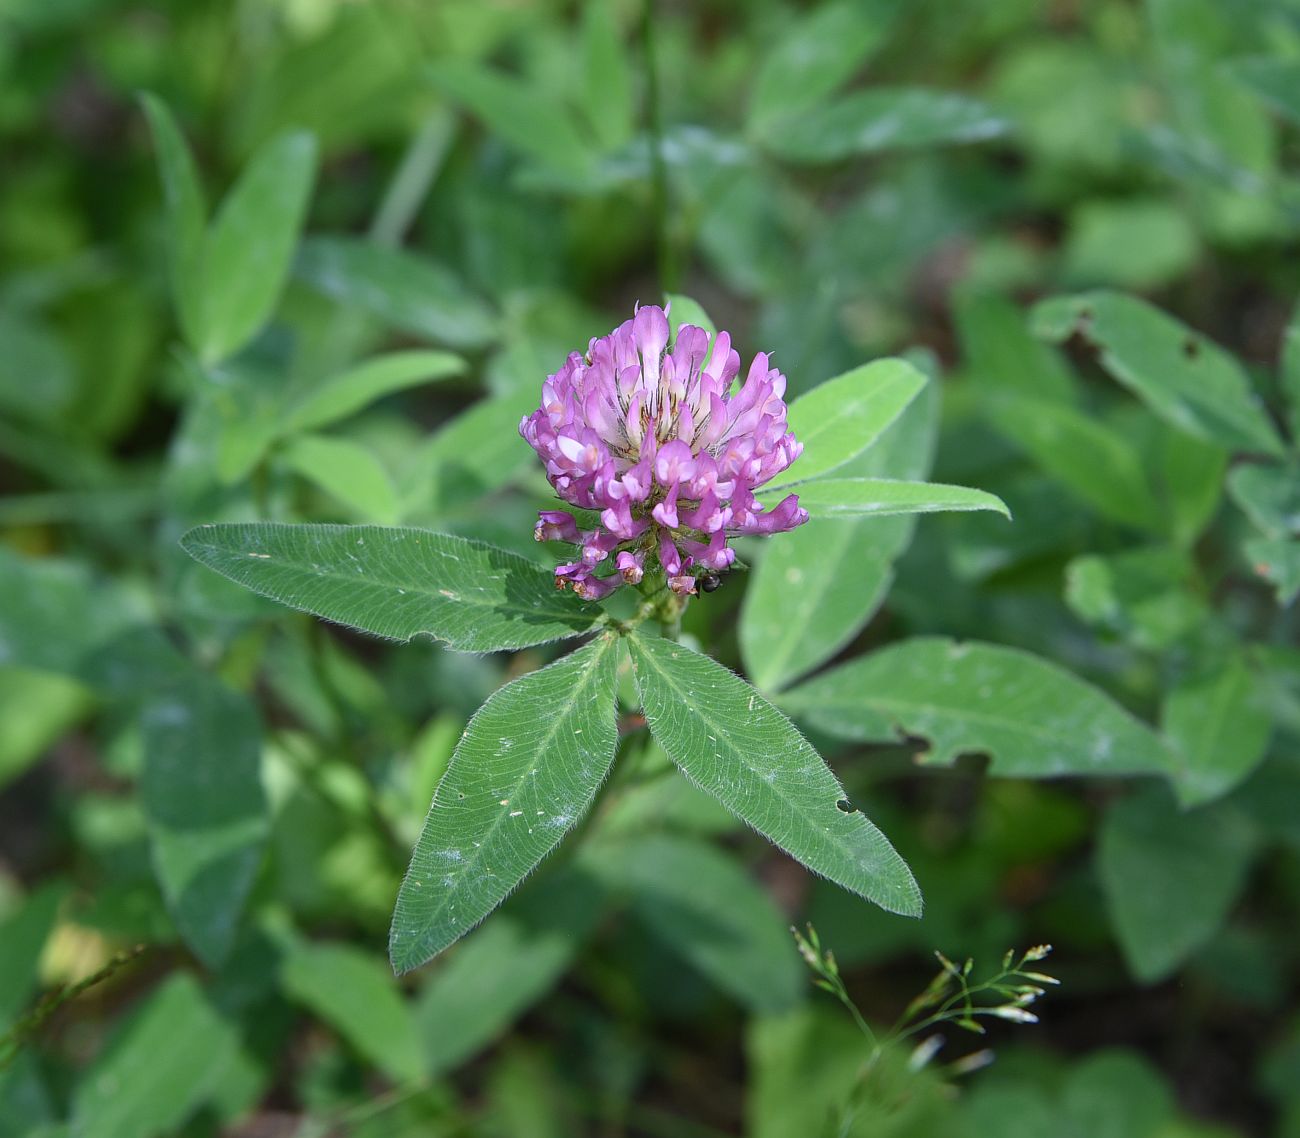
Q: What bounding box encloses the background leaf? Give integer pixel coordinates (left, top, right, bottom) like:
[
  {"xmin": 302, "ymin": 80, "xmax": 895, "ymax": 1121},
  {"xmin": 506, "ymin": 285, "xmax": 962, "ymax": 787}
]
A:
[
  {"xmin": 296, "ymin": 236, "xmax": 498, "ymax": 349},
  {"xmin": 1097, "ymin": 786, "xmax": 1259, "ymax": 983},
  {"xmin": 139, "ymin": 94, "xmax": 206, "ymax": 347},
  {"xmin": 982, "ymin": 396, "xmax": 1162, "ymax": 531},
  {"xmin": 1227, "ymin": 462, "xmax": 1300, "ymax": 539},
  {"xmin": 581, "ymin": 833, "xmax": 802, "ymax": 1013},
  {"xmin": 69, "ymin": 974, "xmax": 240, "ymax": 1138},
  {"xmin": 748, "ymin": 0, "xmax": 899, "ymax": 128},
  {"xmin": 429, "ymin": 60, "xmax": 595, "ymax": 175},
  {"xmin": 1032, "ymin": 291, "xmax": 1285, "ymax": 456},
  {"xmin": 415, "ymin": 869, "xmax": 604, "ymax": 1076},
  {"xmin": 279, "ymin": 434, "xmax": 401, "ymax": 524},
  {"xmin": 281, "ymin": 350, "xmax": 466, "ymax": 435},
  {"xmin": 628, "ymin": 632, "xmax": 921, "ymax": 917},
  {"xmin": 141, "ymin": 672, "xmax": 268, "ymax": 968},
  {"xmin": 0, "ymin": 883, "xmax": 65, "ymax": 1031},
  {"xmin": 1162, "ymin": 652, "xmax": 1274, "ymax": 807},
  {"xmin": 181, "ymin": 523, "xmax": 599, "ymax": 651},
  {"xmin": 390, "ymin": 635, "xmax": 619, "ymax": 972},
  {"xmin": 782, "ymin": 637, "xmax": 1174, "ymax": 778},
  {"xmin": 281, "ymin": 940, "xmax": 426, "ymax": 1083},
  {"xmin": 579, "ymin": 3, "xmax": 634, "ymax": 150},
  {"xmin": 760, "ymin": 88, "xmax": 1009, "ymax": 163}
]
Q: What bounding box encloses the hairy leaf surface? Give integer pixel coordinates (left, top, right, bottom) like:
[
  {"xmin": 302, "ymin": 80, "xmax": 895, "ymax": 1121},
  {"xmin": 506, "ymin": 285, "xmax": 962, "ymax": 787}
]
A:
[{"xmin": 628, "ymin": 633, "xmax": 921, "ymax": 917}]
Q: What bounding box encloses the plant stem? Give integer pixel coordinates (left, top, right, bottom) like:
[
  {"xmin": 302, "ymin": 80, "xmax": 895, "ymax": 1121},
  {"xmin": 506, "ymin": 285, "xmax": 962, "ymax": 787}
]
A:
[
  {"xmin": 642, "ymin": 0, "xmax": 679, "ymax": 294},
  {"xmin": 369, "ymin": 108, "xmax": 455, "ymax": 249}
]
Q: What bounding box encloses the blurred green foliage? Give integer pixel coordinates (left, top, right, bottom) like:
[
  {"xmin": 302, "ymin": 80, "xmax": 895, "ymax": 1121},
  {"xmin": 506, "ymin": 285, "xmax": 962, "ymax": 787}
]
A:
[{"xmin": 1, "ymin": 0, "xmax": 1299, "ymax": 1134}]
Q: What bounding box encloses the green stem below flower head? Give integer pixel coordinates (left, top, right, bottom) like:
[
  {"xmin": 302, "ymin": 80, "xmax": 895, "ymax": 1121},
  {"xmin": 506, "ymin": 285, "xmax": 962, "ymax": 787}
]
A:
[{"xmin": 633, "ymin": 562, "xmax": 688, "ymax": 640}]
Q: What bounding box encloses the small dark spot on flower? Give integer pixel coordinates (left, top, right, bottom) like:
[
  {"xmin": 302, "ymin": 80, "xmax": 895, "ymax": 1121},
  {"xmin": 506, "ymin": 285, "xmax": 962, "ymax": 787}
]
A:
[
  {"xmin": 835, "ymin": 798, "xmax": 857, "ymax": 813},
  {"xmin": 1182, "ymin": 336, "xmax": 1200, "ymax": 360}
]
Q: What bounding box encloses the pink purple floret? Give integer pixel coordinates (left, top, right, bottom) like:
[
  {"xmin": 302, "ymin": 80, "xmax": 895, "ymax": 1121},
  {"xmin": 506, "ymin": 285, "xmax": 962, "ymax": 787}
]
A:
[{"xmin": 520, "ymin": 304, "xmax": 808, "ymax": 600}]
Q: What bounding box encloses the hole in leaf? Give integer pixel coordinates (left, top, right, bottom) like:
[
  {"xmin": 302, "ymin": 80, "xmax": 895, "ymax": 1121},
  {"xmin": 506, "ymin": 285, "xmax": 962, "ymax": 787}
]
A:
[
  {"xmin": 835, "ymin": 798, "xmax": 857, "ymax": 813},
  {"xmin": 1182, "ymin": 336, "xmax": 1200, "ymax": 360}
]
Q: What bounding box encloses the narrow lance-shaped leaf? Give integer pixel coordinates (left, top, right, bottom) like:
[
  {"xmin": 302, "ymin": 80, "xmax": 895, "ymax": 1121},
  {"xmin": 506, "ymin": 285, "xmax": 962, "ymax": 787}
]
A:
[
  {"xmin": 390, "ymin": 634, "xmax": 620, "ymax": 972},
  {"xmin": 200, "ymin": 130, "xmax": 318, "ymax": 365},
  {"xmin": 767, "ymin": 358, "xmax": 926, "ymax": 490},
  {"xmin": 139, "ymin": 93, "xmax": 206, "ymax": 347},
  {"xmin": 627, "ymin": 632, "xmax": 921, "ymax": 917},
  {"xmin": 766, "ymin": 478, "xmax": 1009, "ymax": 520},
  {"xmin": 782, "ymin": 637, "xmax": 1175, "ymax": 779},
  {"xmin": 180, "ymin": 523, "xmax": 599, "ymax": 652}
]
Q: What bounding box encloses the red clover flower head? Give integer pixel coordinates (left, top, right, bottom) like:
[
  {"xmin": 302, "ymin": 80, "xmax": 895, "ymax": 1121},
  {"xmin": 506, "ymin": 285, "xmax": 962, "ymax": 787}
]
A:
[{"xmin": 520, "ymin": 303, "xmax": 809, "ymax": 600}]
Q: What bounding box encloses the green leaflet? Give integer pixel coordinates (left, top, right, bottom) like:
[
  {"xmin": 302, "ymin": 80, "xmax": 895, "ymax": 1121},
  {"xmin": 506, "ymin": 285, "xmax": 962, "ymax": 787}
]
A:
[
  {"xmin": 389, "ymin": 635, "xmax": 620, "ymax": 972},
  {"xmin": 741, "ymin": 377, "xmax": 938, "ymax": 692},
  {"xmin": 982, "ymin": 396, "xmax": 1162, "ymax": 531},
  {"xmin": 626, "ymin": 632, "xmax": 921, "ymax": 918},
  {"xmin": 180, "ymin": 523, "xmax": 599, "ymax": 652},
  {"xmin": 771, "ymin": 358, "xmax": 926, "ymax": 489},
  {"xmin": 428, "ymin": 59, "xmax": 596, "ymax": 176},
  {"xmin": 767, "ymin": 478, "xmax": 1009, "ymax": 520},
  {"xmin": 139, "ymin": 94, "xmax": 206, "ymax": 349},
  {"xmin": 279, "ymin": 434, "xmax": 400, "ymax": 524},
  {"xmin": 143, "ymin": 95, "xmax": 317, "ymax": 366}
]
